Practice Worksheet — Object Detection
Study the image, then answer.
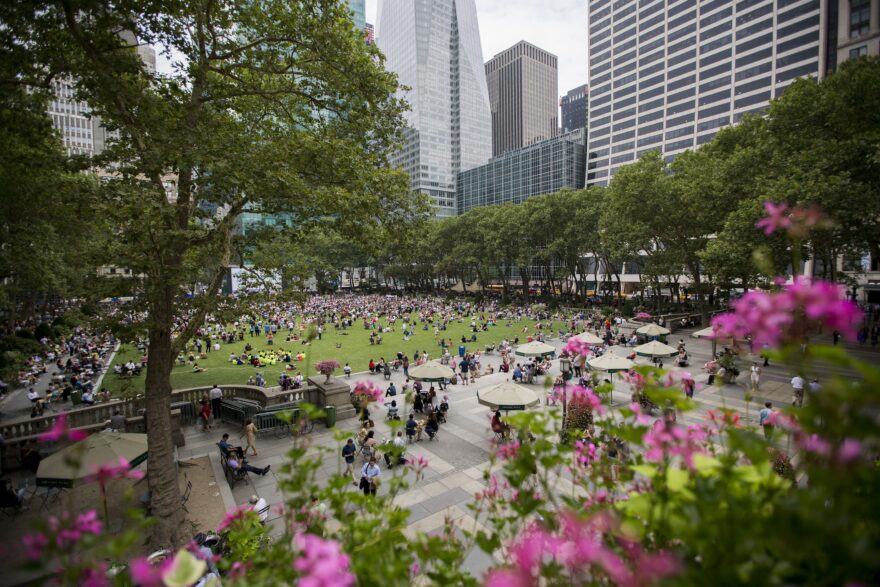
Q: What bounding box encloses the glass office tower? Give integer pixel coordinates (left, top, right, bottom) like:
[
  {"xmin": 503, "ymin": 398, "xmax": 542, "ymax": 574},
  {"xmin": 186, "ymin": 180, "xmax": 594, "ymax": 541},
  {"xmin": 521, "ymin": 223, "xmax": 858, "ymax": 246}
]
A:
[
  {"xmin": 586, "ymin": 0, "xmax": 824, "ymax": 186},
  {"xmin": 377, "ymin": 0, "xmax": 492, "ymax": 217}
]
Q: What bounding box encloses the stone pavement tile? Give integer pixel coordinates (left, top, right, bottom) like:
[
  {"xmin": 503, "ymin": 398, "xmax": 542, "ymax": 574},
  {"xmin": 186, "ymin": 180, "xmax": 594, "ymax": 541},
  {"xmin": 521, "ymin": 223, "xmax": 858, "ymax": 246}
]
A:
[
  {"xmin": 460, "ymin": 479, "xmax": 486, "ymax": 496},
  {"xmin": 421, "ymin": 487, "xmax": 471, "ymax": 515},
  {"xmin": 422, "ymin": 480, "xmax": 452, "ymax": 498},
  {"xmin": 438, "ymin": 471, "xmax": 473, "ymax": 491},
  {"xmin": 462, "ymin": 465, "xmax": 486, "ymax": 480},
  {"xmin": 402, "ymin": 506, "xmax": 467, "ymax": 539},
  {"xmin": 394, "ymin": 488, "xmax": 429, "ymax": 509},
  {"xmin": 406, "ymin": 503, "xmax": 433, "ymax": 525}
]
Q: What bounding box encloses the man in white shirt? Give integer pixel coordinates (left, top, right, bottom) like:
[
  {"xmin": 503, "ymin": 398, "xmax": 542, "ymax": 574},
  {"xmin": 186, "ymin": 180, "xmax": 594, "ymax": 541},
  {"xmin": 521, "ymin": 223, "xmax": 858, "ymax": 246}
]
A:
[
  {"xmin": 27, "ymin": 388, "xmax": 40, "ymax": 403},
  {"xmin": 383, "ymin": 431, "xmax": 407, "ymax": 468},
  {"xmin": 209, "ymin": 385, "xmax": 223, "ymax": 422},
  {"xmin": 791, "ymin": 375, "xmax": 805, "ymax": 407},
  {"xmin": 248, "ymin": 495, "xmax": 269, "ymax": 523}
]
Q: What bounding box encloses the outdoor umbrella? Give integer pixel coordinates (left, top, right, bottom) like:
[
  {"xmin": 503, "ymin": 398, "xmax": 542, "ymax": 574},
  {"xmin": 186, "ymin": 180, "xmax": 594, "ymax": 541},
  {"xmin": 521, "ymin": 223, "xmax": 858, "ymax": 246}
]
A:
[
  {"xmin": 477, "ymin": 382, "xmax": 541, "ymax": 413},
  {"xmin": 408, "ymin": 361, "xmax": 455, "ymax": 382},
  {"xmin": 573, "ymin": 332, "xmax": 604, "ymax": 345},
  {"xmin": 37, "ymin": 432, "xmax": 148, "ymax": 488},
  {"xmin": 636, "ymin": 323, "xmax": 670, "ymax": 337},
  {"xmin": 692, "ymin": 327, "xmax": 733, "ymax": 358},
  {"xmin": 633, "ymin": 340, "xmax": 679, "ymax": 359},
  {"xmin": 515, "ymin": 341, "xmax": 556, "ymax": 358},
  {"xmin": 587, "ymin": 352, "xmax": 635, "ymax": 374}
]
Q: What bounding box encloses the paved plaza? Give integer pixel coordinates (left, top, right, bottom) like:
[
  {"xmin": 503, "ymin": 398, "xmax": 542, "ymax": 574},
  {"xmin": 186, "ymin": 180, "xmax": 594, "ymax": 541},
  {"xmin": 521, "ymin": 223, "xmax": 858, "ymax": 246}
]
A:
[{"xmin": 169, "ymin": 324, "xmax": 878, "ymax": 575}]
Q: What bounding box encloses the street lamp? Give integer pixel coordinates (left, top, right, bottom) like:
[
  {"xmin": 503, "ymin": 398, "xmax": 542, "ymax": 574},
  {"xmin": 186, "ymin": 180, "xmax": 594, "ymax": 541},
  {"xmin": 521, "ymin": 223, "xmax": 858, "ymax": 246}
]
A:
[{"xmin": 559, "ymin": 353, "xmax": 572, "ymax": 434}]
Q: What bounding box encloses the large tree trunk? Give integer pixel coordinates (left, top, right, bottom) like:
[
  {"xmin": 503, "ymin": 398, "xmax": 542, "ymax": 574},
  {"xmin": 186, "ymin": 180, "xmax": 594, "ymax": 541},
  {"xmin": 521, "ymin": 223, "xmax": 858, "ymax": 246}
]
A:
[{"xmin": 144, "ymin": 293, "xmax": 187, "ymax": 547}]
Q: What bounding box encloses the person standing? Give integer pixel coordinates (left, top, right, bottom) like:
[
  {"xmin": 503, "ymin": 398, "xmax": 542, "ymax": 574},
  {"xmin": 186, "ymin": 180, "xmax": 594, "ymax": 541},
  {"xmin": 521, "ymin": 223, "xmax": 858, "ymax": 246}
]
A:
[
  {"xmin": 199, "ymin": 399, "xmax": 212, "ymax": 432},
  {"xmin": 791, "ymin": 374, "xmax": 806, "ymax": 407},
  {"xmin": 243, "ymin": 418, "xmax": 258, "ymax": 456},
  {"xmin": 360, "ymin": 457, "xmax": 381, "ymax": 496},
  {"xmin": 341, "ymin": 438, "xmax": 358, "ymax": 485},
  {"xmin": 209, "ymin": 384, "xmax": 223, "ymax": 423},
  {"xmin": 750, "ymin": 363, "xmax": 761, "ymax": 391}
]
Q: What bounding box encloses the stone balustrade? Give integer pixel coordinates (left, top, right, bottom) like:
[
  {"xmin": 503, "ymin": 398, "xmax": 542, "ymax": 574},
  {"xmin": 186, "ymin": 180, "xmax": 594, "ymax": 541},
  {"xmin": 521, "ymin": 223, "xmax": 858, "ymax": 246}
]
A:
[{"xmin": 0, "ymin": 383, "xmax": 324, "ymax": 443}]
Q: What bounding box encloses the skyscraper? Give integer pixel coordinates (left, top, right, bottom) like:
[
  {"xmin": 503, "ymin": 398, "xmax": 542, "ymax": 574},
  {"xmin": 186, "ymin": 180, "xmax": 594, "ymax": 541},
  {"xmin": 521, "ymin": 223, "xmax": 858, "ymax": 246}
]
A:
[
  {"xmin": 485, "ymin": 41, "xmax": 558, "ymax": 157},
  {"xmin": 348, "ymin": 0, "xmax": 366, "ymax": 31},
  {"xmin": 376, "ymin": 0, "xmax": 492, "ymax": 217},
  {"xmin": 586, "ymin": 0, "xmax": 824, "ymax": 186},
  {"xmin": 561, "ymin": 83, "xmax": 589, "ymax": 133}
]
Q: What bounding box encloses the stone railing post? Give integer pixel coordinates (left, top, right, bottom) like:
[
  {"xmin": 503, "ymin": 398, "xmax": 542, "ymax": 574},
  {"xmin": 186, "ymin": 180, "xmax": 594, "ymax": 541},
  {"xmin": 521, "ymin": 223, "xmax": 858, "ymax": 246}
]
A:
[{"xmin": 307, "ymin": 376, "xmax": 355, "ymax": 421}]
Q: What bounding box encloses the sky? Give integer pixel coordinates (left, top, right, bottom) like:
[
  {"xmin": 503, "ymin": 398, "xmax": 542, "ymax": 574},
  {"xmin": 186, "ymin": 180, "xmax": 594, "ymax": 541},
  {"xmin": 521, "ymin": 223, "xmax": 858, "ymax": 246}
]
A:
[{"xmin": 365, "ymin": 0, "xmax": 589, "ymax": 97}]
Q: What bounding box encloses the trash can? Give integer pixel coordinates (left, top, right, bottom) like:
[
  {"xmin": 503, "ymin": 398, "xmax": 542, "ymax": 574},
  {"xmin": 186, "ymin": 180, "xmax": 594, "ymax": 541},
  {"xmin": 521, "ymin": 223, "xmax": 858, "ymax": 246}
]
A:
[
  {"xmin": 458, "ymin": 345, "xmax": 466, "ymax": 358},
  {"xmin": 70, "ymin": 390, "xmax": 82, "ymax": 405},
  {"xmin": 324, "ymin": 405, "xmax": 337, "ymax": 428}
]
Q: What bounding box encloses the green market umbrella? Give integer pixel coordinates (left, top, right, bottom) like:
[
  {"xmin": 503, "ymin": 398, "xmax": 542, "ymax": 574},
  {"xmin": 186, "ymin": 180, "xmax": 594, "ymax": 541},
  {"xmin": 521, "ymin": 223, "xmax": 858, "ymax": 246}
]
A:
[
  {"xmin": 408, "ymin": 361, "xmax": 455, "ymax": 382},
  {"xmin": 477, "ymin": 382, "xmax": 540, "ymax": 413},
  {"xmin": 37, "ymin": 432, "xmax": 148, "ymax": 488},
  {"xmin": 514, "ymin": 341, "xmax": 556, "ymax": 358}
]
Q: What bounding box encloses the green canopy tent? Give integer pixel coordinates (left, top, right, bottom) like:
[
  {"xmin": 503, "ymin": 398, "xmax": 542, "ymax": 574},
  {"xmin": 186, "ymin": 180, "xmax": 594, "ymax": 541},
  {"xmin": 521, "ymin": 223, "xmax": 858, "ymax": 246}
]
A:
[
  {"xmin": 514, "ymin": 341, "xmax": 556, "ymax": 358},
  {"xmin": 408, "ymin": 361, "xmax": 455, "ymax": 383},
  {"xmin": 633, "ymin": 340, "xmax": 679, "ymax": 360},
  {"xmin": 477, "ymin": 382, "xmax": 541, "ymax": 415}
]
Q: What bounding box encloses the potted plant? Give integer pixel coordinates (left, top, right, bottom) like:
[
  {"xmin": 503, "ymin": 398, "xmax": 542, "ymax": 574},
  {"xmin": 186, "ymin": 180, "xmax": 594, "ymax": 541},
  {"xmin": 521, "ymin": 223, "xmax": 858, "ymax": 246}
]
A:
[{"xmin": 314, "ymin": 360, "xmax": 341, "ymax": 383}]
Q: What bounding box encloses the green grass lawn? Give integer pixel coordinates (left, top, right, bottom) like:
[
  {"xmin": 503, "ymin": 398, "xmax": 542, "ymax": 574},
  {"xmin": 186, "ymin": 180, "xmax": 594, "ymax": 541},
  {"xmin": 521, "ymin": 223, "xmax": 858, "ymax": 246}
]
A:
[{"xmin": 103, "ymin": 316, "xmax": 559, "ymax": 395}]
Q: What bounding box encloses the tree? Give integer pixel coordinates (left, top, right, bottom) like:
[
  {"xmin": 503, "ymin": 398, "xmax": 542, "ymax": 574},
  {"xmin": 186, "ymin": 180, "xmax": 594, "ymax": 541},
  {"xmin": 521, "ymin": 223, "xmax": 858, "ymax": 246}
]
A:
[{"xmin": 3, "ymin": 0, "xmax": 416, "ymax": 545}]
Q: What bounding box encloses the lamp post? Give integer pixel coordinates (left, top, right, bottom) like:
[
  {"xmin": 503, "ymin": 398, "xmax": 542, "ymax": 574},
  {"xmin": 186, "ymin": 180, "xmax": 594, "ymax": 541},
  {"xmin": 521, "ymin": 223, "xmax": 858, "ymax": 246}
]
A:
[{"xmin": 559, "ymin": 353, "xmax": 572, "ymax": 434}]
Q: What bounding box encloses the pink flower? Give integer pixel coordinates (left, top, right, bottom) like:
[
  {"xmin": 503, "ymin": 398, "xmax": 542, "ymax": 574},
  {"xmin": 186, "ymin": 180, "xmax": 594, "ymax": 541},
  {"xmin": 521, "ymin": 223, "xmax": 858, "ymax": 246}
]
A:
[
  {"xmin": 574, "ymin": 440, "xmax": 598, "ymax": 466},
  {"xmin": 755, "ymin": 201, "xmax": 791, "ymax": 236},
  {"xmin": 79, "ymin": 564, "xmax": 109, "ymax": 587},
  {"xmin": 635, "ymin": 312, "xmax": 652, "ymax": 319},
  {"xmin": 410, "ymin": 563, "xmax": 421, "ymax": 577},
  {"xmin": 293, "ymin": 534, "xmax": 355, "ymax": 587},
  {"xmin": 352, "ymin": 381, "xmax": 383, "ymax": 404},
  {"xmin": 564, "ymin": 337, "xmax": 596, "ymax": 357},
  {"xmin": 496, "ymin": 441, "xmax": 520, "ymax": 461},
  {"xmin": 21, "ymin": 532, "xmax": 47, "ymax": 560},
  {"xmin": 643, "ymin": 420, "xmax": 706, "ymax": 469},
  {"xmin": 484, "ymin": 569, "xmax": 531, "ymax": 587},
  {"xmin": 88, "ymin": 457, "xmax": 144, "ymax": 485},
  {"xmin": 217, "ymin": 505, "xmax": 254, "ymax": 532},
  {"xmin": 837, "ymin": 439, "xmax": 862, "ymax": 463},
  {"xmin": 569, "ymin": 386, "xmax": 606, "ymax": 415},
  {"xmin": 129, "ymin": 558, "xmax": 166, "ymax": 587},
  {"xmin": 406, "ymin": 455, "xmax": 430, "ymax": 475},
  {"xmin": 39, "ymin": 413, "xmax": 87, "ymax": 443},
  {"xmin": 711, "ymin": 279, "xmax": 862, "ymax": 348},
  {"xmin": 803, "ymin": 434, "xmax": 832, "ymax": 456},
  {"xmin": 227, "ymin": 561, "xmax": 253, "ymax": 580}
]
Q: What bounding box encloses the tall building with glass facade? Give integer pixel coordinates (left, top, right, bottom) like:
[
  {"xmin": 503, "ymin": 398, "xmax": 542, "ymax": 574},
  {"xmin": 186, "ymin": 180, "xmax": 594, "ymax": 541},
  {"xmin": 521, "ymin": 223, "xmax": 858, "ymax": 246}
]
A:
[
  {"xmin": 561, "ymin": 83, "xmax": 589, "ymax": 133},
  {"xmin": 586, "ymin": 0, "xmax": 826, "ymax": 186},
  {"xmin": 485, "ymin": 41, "xmax": 559, "ymax": 157},
  {"xmin": 456, "ymin": 128, "xmax": 585, "ymax": 214},
  {"xmin": 376, "ymin": 0, "xmax": 492, "ymax": 217},
  {"xmin": 348, "ymin": 0, "xmax": 366, "ymax": 31}
]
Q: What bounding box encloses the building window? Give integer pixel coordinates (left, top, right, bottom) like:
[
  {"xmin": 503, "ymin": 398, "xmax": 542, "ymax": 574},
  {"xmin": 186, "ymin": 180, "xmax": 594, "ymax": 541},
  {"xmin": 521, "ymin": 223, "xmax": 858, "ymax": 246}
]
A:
[
  {"xmin": 851, "ymin": 0, "xmax": 871, "ymax": 37},
  {"xmin": 849, "ymin": 45, "xmax": 868, "ymax": 59}
]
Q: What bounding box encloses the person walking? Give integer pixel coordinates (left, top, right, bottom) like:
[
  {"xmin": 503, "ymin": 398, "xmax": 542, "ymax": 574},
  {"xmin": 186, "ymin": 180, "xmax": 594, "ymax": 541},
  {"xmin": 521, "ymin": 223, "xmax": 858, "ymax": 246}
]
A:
[
  {"xmin": 199, "ymin": 399, "xmax": 212, "ymax": 432},
  {"xmin": 341, "ymin": 438, "xmax": 358, "ymax": 485},
  {"xmin": 791, "ymin": 374, "xmax": 805, "ymax": 407},
  {"xmin": 758, "ymin": 402, "xmax": 774, "ymax": 439},
  {"xmin": 359, "ymin": 457, "xmax": 381, "ymax": 496},
  {"xmin": 243, "ymin": 418, "xmax": 258, "ymax": 456},
  {"xmin": 750, "ymin": 363, "xmax": 761, "ymax": 391}
]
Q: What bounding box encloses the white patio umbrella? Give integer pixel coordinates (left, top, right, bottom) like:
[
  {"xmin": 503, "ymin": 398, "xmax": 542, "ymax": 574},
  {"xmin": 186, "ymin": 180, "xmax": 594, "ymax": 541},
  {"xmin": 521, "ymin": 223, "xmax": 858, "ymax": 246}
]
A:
[
  {"xmin": 692, "ymin": 327, "xmax": 733, "ymax": 357},
  {"xmin": 633, "ymin": 340, "xmax": 679, "ymax": 359},
  {"xmin": 515, "ymin": 341, "xmax": 556, "ymax": 358},
  {"xmin": 573, "ymin": 332, "xmax": 604, "ymax": 345},
  {"xmin": 587, "ymin": 353, "xmax": 635, "ymax": 376},
  {"xmin": 408, "ymin": 361, "xmax": 455, "ymax": 382},
  {"xmin": 37, "ymin": 432, "xmax": 148, "ymax": 488},
  {"xmin": 477, "ymin": 382, "xmax": 541, "ymax": 413},
  {"xmin": 636, "ymin": 323, "xmax": 670, "ymax": 337}
]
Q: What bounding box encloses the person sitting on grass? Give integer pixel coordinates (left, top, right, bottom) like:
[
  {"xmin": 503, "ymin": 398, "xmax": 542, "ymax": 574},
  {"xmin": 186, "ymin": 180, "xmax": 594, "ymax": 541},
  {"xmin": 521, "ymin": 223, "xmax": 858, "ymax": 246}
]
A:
[{"xmin": 192, "ymin": 363, "xmax": 205, "ymax": 373}]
